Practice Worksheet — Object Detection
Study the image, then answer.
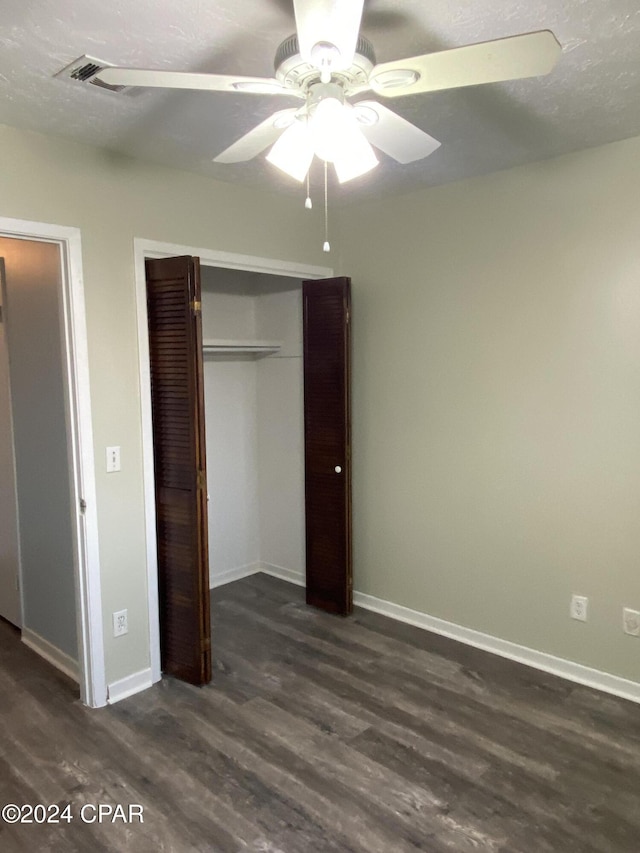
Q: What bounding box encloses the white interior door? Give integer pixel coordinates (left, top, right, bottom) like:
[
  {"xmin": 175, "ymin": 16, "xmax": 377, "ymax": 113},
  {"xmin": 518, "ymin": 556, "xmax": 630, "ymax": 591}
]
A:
[{"xmin": 0, "ymin": 259, "xmax": 22, "ymax": 626}]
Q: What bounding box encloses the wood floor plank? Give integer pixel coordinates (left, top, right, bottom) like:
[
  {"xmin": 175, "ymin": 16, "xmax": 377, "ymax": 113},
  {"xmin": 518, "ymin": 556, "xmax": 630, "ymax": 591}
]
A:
[
  {"xmin": 1, "ymin": 576, "xmax": 640, "ymax": 852},
  {"xmin": 157, "ymin": 688, "xmax": 413, "ymax": 853}
]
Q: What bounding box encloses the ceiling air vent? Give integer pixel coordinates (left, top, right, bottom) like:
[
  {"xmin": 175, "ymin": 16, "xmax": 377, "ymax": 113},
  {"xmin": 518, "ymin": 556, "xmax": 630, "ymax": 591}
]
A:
[{"xmin": 54, "ymin": 55, "xmax": 135, "ymax": 94}]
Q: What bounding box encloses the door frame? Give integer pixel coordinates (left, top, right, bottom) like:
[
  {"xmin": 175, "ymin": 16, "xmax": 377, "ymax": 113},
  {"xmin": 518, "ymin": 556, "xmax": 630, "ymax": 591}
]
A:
[
  {"xmin": 0, "ymin": 257, "xmax": 22, "ymax": 628},
  {"xmin": 134, "ymin": 238, "xmax": 333, "ymax": 684},
  {"xmin": 0, "ymin": 217, "xmax": 105, "ymax": 708}
]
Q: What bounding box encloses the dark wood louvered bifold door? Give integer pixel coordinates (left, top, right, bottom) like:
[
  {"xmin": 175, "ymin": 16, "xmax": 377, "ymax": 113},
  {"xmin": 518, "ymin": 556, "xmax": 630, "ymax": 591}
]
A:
[
  {"xmin": 146, "ymin": 256, "xmax": 211, "ymax": 685},
  {"xmin": 303, "ymin": 277, "xmax": 352, "ymax": 615}
]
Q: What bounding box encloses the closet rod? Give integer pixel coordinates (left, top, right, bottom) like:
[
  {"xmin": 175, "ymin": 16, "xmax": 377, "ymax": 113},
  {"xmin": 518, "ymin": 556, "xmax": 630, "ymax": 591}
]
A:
[{"xmin": 202, "ymin": 338, "xmax": 281, "ymax": 355}]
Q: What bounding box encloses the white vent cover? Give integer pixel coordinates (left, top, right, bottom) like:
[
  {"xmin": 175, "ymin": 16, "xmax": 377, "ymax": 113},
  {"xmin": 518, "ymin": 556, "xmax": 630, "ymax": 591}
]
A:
[{"xmin": 54, "ymin": 55, "xmax": 136, "ymax": 94}]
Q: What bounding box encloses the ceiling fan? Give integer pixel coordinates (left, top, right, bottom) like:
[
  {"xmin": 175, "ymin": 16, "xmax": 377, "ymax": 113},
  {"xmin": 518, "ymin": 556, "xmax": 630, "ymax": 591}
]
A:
[{"xmin": 97, "ymin": 1, "xmax": 562, "ymax": 185}]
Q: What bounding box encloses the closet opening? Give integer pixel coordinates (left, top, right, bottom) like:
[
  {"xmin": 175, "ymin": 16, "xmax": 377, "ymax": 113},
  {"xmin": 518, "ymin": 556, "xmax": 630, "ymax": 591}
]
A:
[
  {"xmin": 139, "ymin": 243, "xmax": 351, "ymax": 688},
  {"xmin": 201, "ymin": 267, "xmax": 307, "ymax": 593}
]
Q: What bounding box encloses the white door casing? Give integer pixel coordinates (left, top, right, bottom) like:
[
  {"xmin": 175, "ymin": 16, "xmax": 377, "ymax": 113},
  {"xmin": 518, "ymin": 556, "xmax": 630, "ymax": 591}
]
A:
[
  {"xmin": 133, "ymin": 238, "xmax": 333, "ymax": 685},
  {"xmin": 0, "ymin": 259, "xmax": 22, "ymax": 627},
  {"xmin": 0, "ymin": 218, "xmax": 105, "ymax": 708}
]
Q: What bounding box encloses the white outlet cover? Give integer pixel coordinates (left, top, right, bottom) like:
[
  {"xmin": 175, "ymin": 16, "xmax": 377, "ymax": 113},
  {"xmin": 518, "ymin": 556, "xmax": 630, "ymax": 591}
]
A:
[
  {"xmin": 570, "ymin": 594, "xmax": 588, "ymax": 622},
  {"xmin": 113, "ymin": 608, "xmax": 128, "ymax": 637},
  {"xmin": 622, "ymin": 608, "xmax": 640, "ymax": 637}
]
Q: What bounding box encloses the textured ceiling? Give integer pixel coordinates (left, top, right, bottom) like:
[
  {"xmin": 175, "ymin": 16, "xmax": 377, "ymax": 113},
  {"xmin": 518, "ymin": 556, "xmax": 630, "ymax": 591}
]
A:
[{"xmin": 1, "ymin": 0, "xmax": 639, "ymax": 204}]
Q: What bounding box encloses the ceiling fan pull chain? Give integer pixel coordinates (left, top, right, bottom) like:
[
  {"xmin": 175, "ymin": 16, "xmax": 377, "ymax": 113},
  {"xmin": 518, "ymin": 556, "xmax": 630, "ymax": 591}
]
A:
[
  {"xmin": 323, "ymin": 160, "xmax": 331, "ymax": 253},
  {"xmin": 305, "ymin": 170, "xmax": 312, "ymax": 210}
]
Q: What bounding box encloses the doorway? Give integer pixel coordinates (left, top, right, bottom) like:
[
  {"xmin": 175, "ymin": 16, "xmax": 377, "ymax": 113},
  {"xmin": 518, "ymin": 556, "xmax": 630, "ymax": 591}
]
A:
[
  {"xmin": 0, "ymin": 219, "xmax": 104, "ymax": 708},
  {"xmin": 200, "ymin": 267, "xmax": 307, "ymax": 591},
  {"xmin": 0, "ymin": 237, "xmax": 77, "ymax": 666},
  {"xmin": 134, "ymin": 239, "xmax": 349, "ymax": 685},
  {"xmin": 199, "ymin": 266, "xmax": 353, "ymax": 613},
  {"xmin": 0, "ymin": 257, "xmax": 21, "ymax": 628}
]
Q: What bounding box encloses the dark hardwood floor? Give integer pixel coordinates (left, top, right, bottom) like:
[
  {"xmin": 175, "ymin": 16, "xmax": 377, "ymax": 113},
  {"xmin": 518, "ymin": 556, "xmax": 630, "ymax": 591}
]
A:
[{"xmin": 1, "ymin": 573, "xmax": 640, "ymax": 852}]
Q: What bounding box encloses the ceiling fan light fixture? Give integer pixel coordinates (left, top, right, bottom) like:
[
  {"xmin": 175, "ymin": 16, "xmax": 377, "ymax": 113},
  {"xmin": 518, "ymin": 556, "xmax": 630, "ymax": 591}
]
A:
[
  {"xmin": 371, "ymin": 68, "xmax": 420, "ymax": 90},
  {"xmin": 309, "ymin": 96, "xmax": 347, "ymax": 162},
  {"xmin": 266, "ymin": 118, "xmax": 314, "ymax": 181},
  {"xmin": 333, "ymin": 134, "xmax": 378, "ymax": 183},
  {"xmin": 307, "ymin": 96, "xmax": 379, "ymax": 180}
]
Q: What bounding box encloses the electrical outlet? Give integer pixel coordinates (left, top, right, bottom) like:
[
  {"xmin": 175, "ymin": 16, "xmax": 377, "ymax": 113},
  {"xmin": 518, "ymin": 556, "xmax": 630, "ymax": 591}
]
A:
[
  {"xmin": 622, "ymin": 608, "xmax": 640, "ymax": 637},
  {"xmin": 570, "ymin": 594, "xmax": 588, "ymax": 622},
  {"xmin": 106, "ymin": 446, "xmax": 121, "ymax": 473},
  {"xmin": 113, "ymin": 609, "xmax": 128, "ymax": 637}
]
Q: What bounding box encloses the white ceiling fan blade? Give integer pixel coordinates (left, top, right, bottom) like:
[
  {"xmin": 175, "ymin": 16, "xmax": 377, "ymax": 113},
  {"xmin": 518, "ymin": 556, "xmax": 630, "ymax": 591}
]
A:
[
  {"xmin": 293, "ymin": 0, "xmax": 365, "ymax": 72},
  {"xmin": 353, "ymin": 101, "xmax": 440, "ymax": 164},
  {"xmin": 213, "ymin": 110, "xmax": 298, "ymax": 163},
  {"xmin": 370, "ymin": 30, "xmax": 562, "ymax": 98},
  {"xmin": 96, "ymin": 67, "xmax": 302, "ymax": 97}
]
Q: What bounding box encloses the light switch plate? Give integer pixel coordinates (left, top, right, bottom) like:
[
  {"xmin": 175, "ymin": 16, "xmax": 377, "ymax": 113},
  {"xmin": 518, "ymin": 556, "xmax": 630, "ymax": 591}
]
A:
[{"xmin": 106, "ymin": 446, "xmax": 121, "ymax": 473}]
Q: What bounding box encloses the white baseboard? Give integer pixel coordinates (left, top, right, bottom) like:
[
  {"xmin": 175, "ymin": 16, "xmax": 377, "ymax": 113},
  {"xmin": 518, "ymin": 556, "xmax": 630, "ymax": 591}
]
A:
[
  {"xmin": 22, "ymin": 628, "xmax": 79, "ymax": 683},
  {"xmin": 229, "ymin": 569, "xmax": 640, "ymax": 705},
  {"xmin": 107, "ymin": 667, "xmax": 154, "ymax": 704},
  {"xmin": 259, "ymin": 562, "xmax": 306, "ymax": 587},
  {"xmin": 109, "ymin": 565, "xmax": 640, "ymax": 708},
  {"xmin": 210, "ymin": 562, "xmax": 261, "ymax": 590},
  {"xmin": 352, "ymin": 590, "xmax": 640, "ymax": 706}
]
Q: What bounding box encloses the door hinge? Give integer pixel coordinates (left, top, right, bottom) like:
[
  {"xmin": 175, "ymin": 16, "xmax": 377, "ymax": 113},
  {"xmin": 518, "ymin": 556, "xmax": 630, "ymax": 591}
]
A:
[
  {"xmin": 196, "ymin": 470, "xmax": 207, "ymax": 490},
  {"xmin": 79, "ymin": 498, "xmax": 87, "ymax": 514},
  {"xmin": 191, "ymin": 300, "xmax": 201, "ymax": 317}
]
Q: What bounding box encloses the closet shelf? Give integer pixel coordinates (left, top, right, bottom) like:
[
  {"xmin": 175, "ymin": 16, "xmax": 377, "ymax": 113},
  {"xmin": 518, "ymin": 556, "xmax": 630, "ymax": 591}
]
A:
[{"xmin": 202, "ymin": 338, "xmax": 281, "ymax": 356}]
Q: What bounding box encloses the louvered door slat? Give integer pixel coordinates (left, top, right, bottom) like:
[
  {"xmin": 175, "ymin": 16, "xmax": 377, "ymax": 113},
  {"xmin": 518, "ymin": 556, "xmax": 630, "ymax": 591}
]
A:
[
  {"xmin": 146, "ymin": 256, "xmax": 211, "ymax": 686},
  {"xmin": 303, "ymin": 277, "xmax": 352, "ymax": 615}
]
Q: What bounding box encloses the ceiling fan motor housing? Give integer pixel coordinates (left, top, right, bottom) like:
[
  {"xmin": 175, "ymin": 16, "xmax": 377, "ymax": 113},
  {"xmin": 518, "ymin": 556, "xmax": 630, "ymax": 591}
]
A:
[{"xmin": 274, "ymin": 34, "xmax": 376, "ymax": 94}]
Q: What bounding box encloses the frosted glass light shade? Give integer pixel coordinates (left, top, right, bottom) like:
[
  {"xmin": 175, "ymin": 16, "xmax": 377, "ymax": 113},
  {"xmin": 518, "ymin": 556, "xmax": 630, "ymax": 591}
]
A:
[
  {"xmin": 309, "ymin": 97, "xmax": 379, "ymax": 183},
  {"xmin": 333, "ymin": 134, "xmax": 378, "ymax": 183},
  {"xmin": 266, "ymin": 119, "xmax": 314, "ymax": 182},
  {"xmin": 266, "ymin": 102, "xmax": 378, "ymax": 184},
  {"xmin": 328, "ymin": 104, "xmax": 379, "ymax": 182},
  {"xmin": 309, "ymin": 97, "xmax": 346, "ymax": 162}
]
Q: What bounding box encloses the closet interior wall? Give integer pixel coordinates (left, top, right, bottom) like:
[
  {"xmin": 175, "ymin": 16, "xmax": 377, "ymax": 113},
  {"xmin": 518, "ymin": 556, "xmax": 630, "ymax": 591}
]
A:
[{"xmin": 200, "ymin": 267, "xmax": 305, "ymax": 587}]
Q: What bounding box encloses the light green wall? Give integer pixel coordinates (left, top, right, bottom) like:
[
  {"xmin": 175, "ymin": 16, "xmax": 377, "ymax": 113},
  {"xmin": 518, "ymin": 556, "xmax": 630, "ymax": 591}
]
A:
[
  {"xmin": 3, "ymin": 118, "xmax": 640, "ymax": 690},
  {"xmin": 338, "ymin": 135, "xmax": 640, "ymax": 682},
  {"xmin": 0, "ymin": 122, "xmax": 328, "ymax": 685}
]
